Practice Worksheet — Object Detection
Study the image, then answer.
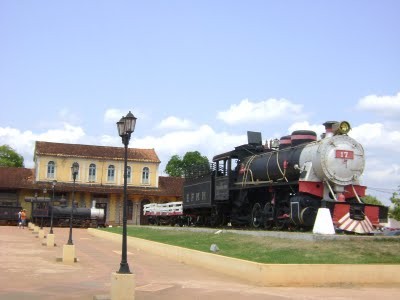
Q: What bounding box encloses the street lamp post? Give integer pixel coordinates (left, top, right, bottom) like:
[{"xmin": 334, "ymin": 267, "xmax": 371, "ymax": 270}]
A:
[
  {"xmin": 116, "ymin": 111, "xmax": 137, "ymax": 274},
  {"xmin": 49, "ymin": 180, "xmax": 57, "ymax": 234},
  {"xmin": 34, "ymin": 192, "xmax": 38, "ymax": 224},
  {"xmin": 67, "ymin": 162, "xmax": 79, "ymax": 245},
  {"xmin": 41, "ymin": 189, "xmax": 47, "ymax": 229}
]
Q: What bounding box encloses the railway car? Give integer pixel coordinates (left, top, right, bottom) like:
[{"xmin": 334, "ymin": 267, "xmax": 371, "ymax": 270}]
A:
[
  {"xmin": 0, "ymin": 205, "xmax": 22, "ymax": 226},
  {"xmin": 31, "ymin": 199, "xmax": 105, "ymax": 228},
  {"xmin": 143, "ymin": 202, "xmax": 189, "ymax": 226},
  {"xmin": 161, "ymin": 120, "xmax": 387, "ymax": 234}
]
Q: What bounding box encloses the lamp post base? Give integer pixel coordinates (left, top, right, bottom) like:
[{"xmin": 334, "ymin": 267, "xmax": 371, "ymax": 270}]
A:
[
  {"xmin": 62, "ymin": 244, "xmax": 76, "ymax": 263},
  {"xmin": 111, "ymin": 272, "xmax": 135, "ymax": 300},
  {"xmin": 46, "ymin": 233, "xmax": 56, "ymax": 247},
  {"xmin": 38, "ymin": 229, "xmax": 45, "ymax": 239}
]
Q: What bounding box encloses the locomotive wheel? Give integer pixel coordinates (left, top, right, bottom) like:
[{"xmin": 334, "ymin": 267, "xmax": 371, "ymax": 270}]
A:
[
  {"xmin": 195, "ymin": 216, "xmax": 205, "ymax": 226},
  {"xmin": 251, "ymin": 203, "xmax": 263, "ymax": 228},
  {"xmin": 275, "ymin": 217, "xmax": 286, "ymax": 230},
  {"xmin": 209, "ymin": 206, "xmax": 225, "ymax": 227},
  {"xmin": 275, "ymin": 207, "xmax": 288, "ymax": 230},
  {"xmin": 263, "ymin": 203, "xmax": 274, "ymax": 229},
  {"xmin": 300, "ymin": 207, "xmax": 318, "ymax": 227}
]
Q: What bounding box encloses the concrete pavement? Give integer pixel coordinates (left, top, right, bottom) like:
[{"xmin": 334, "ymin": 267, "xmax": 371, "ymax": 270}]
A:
[{"xmin": 1, "ymin": 225, "xmax": 399, "ymax": 300}]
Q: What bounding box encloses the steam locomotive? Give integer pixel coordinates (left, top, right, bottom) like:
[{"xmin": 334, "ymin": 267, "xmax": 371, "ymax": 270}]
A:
[
  {"xmin": 31, "ymin": 199, "xmax": 105, "ymax": 228},
  {"xmin": 146, "ymin": 121, "xmax": 388, "ymax": 234}
]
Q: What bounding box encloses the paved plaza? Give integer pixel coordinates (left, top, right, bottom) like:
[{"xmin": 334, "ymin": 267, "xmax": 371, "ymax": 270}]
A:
[{"xmin": 0, "ymin": 225, "xmax": 399, "ymax": 300}]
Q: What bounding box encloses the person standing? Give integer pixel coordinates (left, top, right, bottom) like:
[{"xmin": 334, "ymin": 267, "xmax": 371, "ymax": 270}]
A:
[
  {"xmin": 18, "ymin": 210, "xmax": 22, "ymax": 228},
  {"xmin": 20, "ymin": 209, "xmax": 27, "ymax": 229}
]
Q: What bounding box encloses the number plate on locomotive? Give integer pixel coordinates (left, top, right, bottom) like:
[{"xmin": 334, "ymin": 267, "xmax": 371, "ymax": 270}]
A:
[{"xmin": 335, "ymin": 150, "xmax": 354, "ymax": 159}]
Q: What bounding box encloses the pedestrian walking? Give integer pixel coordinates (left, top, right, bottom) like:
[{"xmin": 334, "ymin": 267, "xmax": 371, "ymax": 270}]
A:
[{"xmin": 20, "ymin": 209, "xmax": 27, "ymax": 229}]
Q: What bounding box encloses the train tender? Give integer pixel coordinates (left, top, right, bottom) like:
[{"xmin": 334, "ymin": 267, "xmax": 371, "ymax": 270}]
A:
[
  {"xmin": 177, "ymin": 120, "xmax": 388, "ymax": 234},
  {"xmin": 31, "ymin": 199, "xmax": 105, "ymax": 228}
]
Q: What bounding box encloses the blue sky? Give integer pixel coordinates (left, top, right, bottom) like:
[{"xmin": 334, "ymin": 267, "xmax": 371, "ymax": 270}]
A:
[{"xmin": 1, "ymin": 1, "xmax": 399, "ymax": 205}]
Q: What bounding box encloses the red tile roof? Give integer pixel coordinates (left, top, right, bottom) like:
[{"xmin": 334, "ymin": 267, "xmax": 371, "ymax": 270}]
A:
[
  {"xmin": 0, "ymin": 167, "xmax": 34, "ymax": 189},
  {"xmin": 35, "ymin": 141, "xmax": 160, "ymax": 163},
  {"xmin": 0, "ymin": 167, "xmax": 183, "ymax": 198}
]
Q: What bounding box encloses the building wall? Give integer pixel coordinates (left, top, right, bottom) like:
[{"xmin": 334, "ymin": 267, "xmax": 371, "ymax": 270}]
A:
[{"xmin": 35, "ymin": 155, "xmax": 159, "ymax": 188}]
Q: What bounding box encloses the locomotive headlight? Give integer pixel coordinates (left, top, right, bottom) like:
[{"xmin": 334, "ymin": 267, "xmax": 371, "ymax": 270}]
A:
[
  {"xmin": 332, "ymin": 121, "xmax": 351, "ymax": 135},
  {"xmin": 338, "ymin": 121, "xmax": 351, "ymax": 134}
]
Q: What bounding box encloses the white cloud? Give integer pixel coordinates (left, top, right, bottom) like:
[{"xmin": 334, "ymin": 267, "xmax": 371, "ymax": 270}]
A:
[
  {"xmin": 350, "ymin": 123, "xmax": 400, "ymax": 152},
  {"xmin": 58, "ymin": 108, "xmax": 81, "ymax": 125},
  {"xmin": 217, "ymin": 98, "xmax": 305, "ymax": 125},
  {"xmin": 0, "ymin": 123, "xmax": 86, "ymax": 168},
  {"xmin": 357, "ymin": 92, "xmax": 400, "ymax": 117},
  {"xmin": 104, "ymin": 109, "xmax": 127, "ymax": 123},
  {"xmin": 346, "ymin": 122, "xmax": 400, "ymax": 205},
  {"xmin": 156, "ymin": 116, "xmax": 194, "ymax": 130},
  {"xmin": 2, "ymin": 118, "xmax": 399, "ymax": 206},
  {"xmin": 362, "ymin": 159, "xmax": 400, "ymax": 206},
  {"xmin": 120, "ymin": 125, "xmax": 246, "ymax": 173},
  {"xmin": 104, "ymin": 109, "xmax": 143, "ymax": 124},
  {"xmin": 136, "ymin": 125, "xmax": 245, "ymax": 158}
]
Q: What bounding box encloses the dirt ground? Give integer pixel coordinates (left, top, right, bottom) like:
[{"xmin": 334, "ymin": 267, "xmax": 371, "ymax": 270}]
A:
[{"xmin": 1, "ymin": 225, "xmax": 399, "ymax": 300}]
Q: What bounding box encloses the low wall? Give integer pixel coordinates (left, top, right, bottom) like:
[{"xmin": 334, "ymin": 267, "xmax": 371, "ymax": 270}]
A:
[{"xmin": 87, "ymin": 228, "xmax": 400, "ymax": 287}]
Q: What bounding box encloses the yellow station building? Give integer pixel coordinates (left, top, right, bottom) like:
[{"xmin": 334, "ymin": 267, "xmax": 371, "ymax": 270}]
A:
[{"xmin": 0, "ymin": 141, "xmax": 183, "ymax": 225}]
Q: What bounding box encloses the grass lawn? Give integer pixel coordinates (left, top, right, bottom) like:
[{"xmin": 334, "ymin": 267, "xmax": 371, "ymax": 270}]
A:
[{"xmin": 101, "ymin": 226, "xmax": 400, "ymax": 264}]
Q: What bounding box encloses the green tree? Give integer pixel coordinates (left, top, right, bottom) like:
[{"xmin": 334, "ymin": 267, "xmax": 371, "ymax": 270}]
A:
[
  {"xmin": 0, "ymin": 145, "xmax": 24, "ymax": 167},
  {"xmin": 389, "ymin": 188, "xmax": 400, "ymax": 221},
  {"xmin": 182, "ymin": 151, "xmax": 209, "ymax": 175},
  {"xmin": 362, "ymin": 195, "xmax": 383, "ymax": 206},
  {"xmin": 164, "ymin": 151, "xmax": 210, "ymax": 177},
  {"xmin": 164, "ymin": 155, "xmax": 184, "ymax": 177}
]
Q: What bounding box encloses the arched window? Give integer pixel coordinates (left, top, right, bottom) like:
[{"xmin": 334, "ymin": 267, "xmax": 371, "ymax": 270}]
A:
[
  {"xmin": 142, "ymin": 167, "xmax": 149, "ymax": 184},
  {"xmin": 126, "ymin": 166, "xmax": 131, "ymax": 182},
  {"xmin": 89, "ymin": 163, "xmax": 96, "ymax": 182},
  {"xmin": 47, "ymin": 161, "xmax": 55, "ymax": 179},
  {"xmin": 108, "ymin": 165, "xmax": 115, "ymax": 182}
]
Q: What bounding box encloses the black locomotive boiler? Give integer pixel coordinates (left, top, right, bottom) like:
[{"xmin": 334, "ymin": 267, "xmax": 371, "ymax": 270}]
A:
[
  {"xmin": 31, "ymin": 198, "xmax": 105, "ymax": 228},
  {"xmin": 181, "ymin": 121, "xmax": 388, "ymax": 234}
]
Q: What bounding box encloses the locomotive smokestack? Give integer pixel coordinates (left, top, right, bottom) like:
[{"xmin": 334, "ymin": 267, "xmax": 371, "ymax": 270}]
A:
[{"xmin": 323, "ymin": 121, "xmax": 338, "ymax": 138}]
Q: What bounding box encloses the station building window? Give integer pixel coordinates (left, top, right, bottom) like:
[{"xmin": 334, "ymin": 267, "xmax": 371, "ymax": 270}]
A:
[
  {"xmin": 47, "ymin": 161, "xmax": 55, "ymax": 179},
  {"xmin": 142, "ymin": 167, "xmax": 149, "ymax": 184},
  {"xmin": 89, "ymin": 163, "xmax": 96, "ymax": 182},
  {"xmin": 107, "ymin": 165, "xmax": 115, "ymax": 182},
  {"xmin": 127, "ymin": 166, "xmax": 131, "ymax": 183}
]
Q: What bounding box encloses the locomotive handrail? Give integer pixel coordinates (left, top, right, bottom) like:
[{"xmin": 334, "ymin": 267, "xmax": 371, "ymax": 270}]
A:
[
  {"xmin": 276, "ymin": 151, "xmax": 288, "ymax": 183},
  {"xmin": 240, "ymin": 155, "xmax": 256, "ymax": 186},
  {"xmin": 234, "ymin": 180, "xmax": 273, "ymax": 185},
  {"xmin": 351, "ymin": 185, "xmax": 363, "ymax": 203},
  {"xmin": 266, "ymin": 152, "xmax": 272, "ymax": 182},
  {"xmin": 324, "ymin": 180, "xmax": 338, "ymax": 201}
]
